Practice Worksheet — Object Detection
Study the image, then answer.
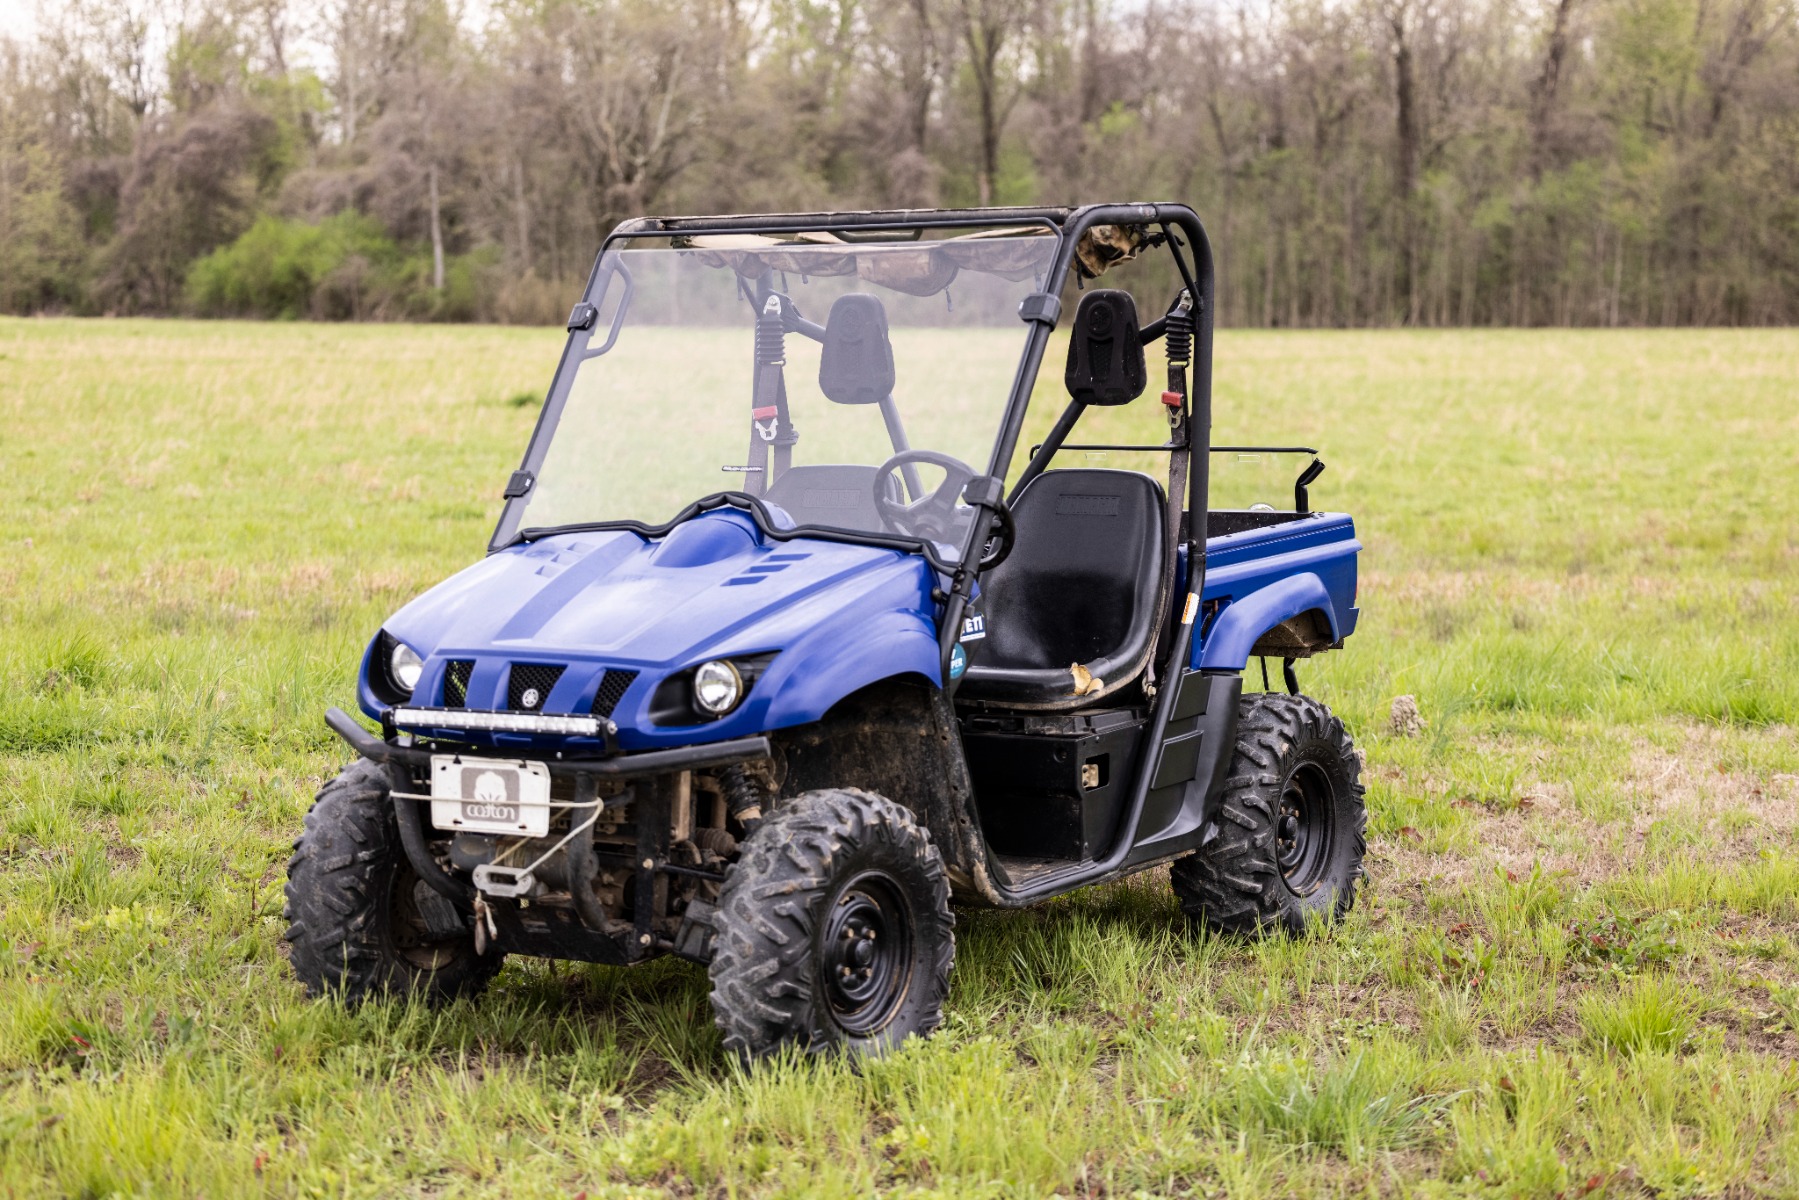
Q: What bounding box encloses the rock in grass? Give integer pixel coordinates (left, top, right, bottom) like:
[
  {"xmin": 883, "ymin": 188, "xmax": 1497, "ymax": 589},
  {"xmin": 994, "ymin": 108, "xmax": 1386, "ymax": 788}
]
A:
[{"xmin": 1390, "ymin": 695, "xmax": 1424, "ymax": 737}]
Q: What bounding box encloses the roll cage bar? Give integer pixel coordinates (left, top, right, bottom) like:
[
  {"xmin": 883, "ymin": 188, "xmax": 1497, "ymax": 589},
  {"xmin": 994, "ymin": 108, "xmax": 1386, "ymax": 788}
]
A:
[{"xmin": 489, "ymin": 202, "xmax": 1218, "ymax": 689}]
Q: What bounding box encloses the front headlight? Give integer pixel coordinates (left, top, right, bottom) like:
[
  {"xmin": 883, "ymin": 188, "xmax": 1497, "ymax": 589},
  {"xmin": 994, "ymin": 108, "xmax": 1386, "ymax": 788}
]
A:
[
  {"xmin": 388, "ymin": 640, "xmax": 424, "ymax": 695},
  {"xmin": 692, "ymin": 659, "xmax": 743, "ymax": 716}
]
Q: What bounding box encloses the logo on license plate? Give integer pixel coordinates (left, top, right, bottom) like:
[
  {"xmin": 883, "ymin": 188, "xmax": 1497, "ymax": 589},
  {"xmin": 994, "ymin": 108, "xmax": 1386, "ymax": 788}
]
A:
[{"xmin": 465, "ymin": 770, "xmax": 518, "ymax": 821}]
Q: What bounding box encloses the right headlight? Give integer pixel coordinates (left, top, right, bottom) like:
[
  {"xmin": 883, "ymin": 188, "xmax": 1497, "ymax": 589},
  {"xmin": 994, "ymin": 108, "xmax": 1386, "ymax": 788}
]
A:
[
  {"xmin": 388, "ymin": 639, "xmax": 424, "ymax": 695},
  {"xmin": 692, "ymin": 659, "xmax": 744, "ymax": 716}
]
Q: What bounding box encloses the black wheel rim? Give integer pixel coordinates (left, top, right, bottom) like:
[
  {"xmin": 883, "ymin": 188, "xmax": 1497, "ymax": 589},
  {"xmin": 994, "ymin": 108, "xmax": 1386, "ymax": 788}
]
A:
[
  {"xmin": 1275, "ymin": 761, "xmax": 1335, "ymax": 895},
  {"xmin": 389, "ymin": 866, "xmax": 463, "ymax": 971},
  {"xmin": 819, "ymin": 872, "xmax": 913, "ymax": 1036}
]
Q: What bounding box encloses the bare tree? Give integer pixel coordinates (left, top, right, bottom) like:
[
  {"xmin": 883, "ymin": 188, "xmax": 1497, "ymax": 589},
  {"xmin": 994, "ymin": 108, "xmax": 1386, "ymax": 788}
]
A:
[
  {"xmin": 957, "ymin": 0, "xmax": 1035, "ymax": 205},
  {"xmin": 3, "ymin": 0, "xmax": 1798, "ymax": 325}
]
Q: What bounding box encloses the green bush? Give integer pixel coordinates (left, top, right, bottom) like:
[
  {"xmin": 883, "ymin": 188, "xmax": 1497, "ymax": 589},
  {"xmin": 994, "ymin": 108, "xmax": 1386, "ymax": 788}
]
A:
[
  {"xmin": 184, "ymin": 215, "xmax": 502, "ymax": 321},
  {"xmin": 185, "ymin": 213, "xmax": 397, "ymax": 319}
]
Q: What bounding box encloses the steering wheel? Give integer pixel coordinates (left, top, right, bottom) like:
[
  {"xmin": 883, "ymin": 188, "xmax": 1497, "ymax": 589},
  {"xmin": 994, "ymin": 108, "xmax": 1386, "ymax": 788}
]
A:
[{"xmin": 872, "ymin": 450, "xmax": 1016, "ymax": 569}]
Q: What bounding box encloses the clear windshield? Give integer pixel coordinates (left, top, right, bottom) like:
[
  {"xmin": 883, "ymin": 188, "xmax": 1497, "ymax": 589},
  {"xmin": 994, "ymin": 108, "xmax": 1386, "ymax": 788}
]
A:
[{"xmin": 514, "ymin": 227, "xmax": 1057, "ymax": 559}]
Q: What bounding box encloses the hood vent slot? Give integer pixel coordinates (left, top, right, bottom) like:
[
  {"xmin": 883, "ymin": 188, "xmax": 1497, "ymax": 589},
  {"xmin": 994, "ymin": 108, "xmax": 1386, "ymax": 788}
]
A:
[
  {"xmin": 443, "ymin": 661, "xmax": 474, "ymax": 708},
  {"xmin": 591, "ymin": 669, "xmax": 640, "ymax": 718},
  {"xmin": 507, "ymin": 664, "xmax": 566, "ymax": 711}
]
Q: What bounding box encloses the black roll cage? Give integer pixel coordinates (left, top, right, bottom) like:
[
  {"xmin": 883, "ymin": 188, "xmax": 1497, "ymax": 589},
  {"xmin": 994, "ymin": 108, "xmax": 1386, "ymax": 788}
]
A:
[{"xmin": 487, "ymin": 202, "xmax": 1218, "ymax": 684}]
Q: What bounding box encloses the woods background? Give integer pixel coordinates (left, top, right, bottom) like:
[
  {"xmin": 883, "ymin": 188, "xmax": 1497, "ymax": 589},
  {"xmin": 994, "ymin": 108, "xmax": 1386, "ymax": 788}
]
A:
[{"xmin": 1, "ymin": 0, "xmax": 1796, "ymax": 327}]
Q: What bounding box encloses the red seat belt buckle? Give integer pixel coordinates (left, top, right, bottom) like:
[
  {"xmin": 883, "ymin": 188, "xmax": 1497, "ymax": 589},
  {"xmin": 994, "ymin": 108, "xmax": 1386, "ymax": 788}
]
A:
[{"xmin": 1160, "ymin": 390, "xmax": 1183, "ymax": 409}]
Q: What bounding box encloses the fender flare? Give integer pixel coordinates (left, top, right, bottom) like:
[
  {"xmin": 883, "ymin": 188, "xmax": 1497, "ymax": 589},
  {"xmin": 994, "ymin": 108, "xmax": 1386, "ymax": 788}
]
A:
[
  {"xmin": 754, "ymin": 608, "xmax": 943, "ymax": 729},
  {"xmin": 1195, "ymin": 572, "xmax": 1340, "ymax": 672}
]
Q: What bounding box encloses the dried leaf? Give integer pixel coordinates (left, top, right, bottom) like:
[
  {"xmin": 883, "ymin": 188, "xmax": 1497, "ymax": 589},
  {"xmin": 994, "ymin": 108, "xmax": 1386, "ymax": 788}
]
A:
[{"xmin": 1069, "ymin": 663, "xmax": 1103, "ymax": 697}]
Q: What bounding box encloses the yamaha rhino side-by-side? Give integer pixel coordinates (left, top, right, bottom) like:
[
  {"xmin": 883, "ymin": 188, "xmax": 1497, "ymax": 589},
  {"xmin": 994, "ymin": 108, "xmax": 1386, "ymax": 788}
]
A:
[{"xmin": 284, "ymin": 203, "xmax": 1366, "ymax": 1059}]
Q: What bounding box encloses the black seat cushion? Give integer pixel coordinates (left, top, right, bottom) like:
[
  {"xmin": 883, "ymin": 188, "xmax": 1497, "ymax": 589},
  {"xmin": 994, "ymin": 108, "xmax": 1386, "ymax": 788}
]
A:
[{"xmin": 961, "ymin": 469, "xmax": 1165, "ymax": 708}]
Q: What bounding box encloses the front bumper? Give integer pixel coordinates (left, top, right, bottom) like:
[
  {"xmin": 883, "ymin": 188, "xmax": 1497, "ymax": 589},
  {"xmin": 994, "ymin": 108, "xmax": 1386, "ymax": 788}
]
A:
[
  {"xmin": 325, "ymin": 707, "xmax": 770, "ymax": 780},
  {"xmin": 325, "ymin": 707, "xmax": 760, "ymax": 964}
]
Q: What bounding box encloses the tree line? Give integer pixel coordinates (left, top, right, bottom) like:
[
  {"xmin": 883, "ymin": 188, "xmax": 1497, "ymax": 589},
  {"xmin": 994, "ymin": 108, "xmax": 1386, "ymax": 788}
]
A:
[{"xmin": 2, "ymin": 0, "xmax": 1795, "ymax": 327}]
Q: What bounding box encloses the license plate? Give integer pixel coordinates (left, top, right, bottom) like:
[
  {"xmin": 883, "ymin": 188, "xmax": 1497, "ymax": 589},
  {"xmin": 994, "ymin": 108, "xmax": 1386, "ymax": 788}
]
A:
[{"xmin": 429, "ymin": 756, "xmax": 551, "ymax": 837}]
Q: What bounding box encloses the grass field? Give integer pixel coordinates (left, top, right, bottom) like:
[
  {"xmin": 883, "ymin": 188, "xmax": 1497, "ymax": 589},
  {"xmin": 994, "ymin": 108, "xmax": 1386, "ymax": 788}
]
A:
[{"xmin": 2, "ymin": 318, "xmax": 1797, "ymax": 1198}]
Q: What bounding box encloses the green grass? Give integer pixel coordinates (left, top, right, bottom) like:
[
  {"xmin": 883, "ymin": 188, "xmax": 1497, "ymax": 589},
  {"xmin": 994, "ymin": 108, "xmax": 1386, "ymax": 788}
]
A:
[{"xmin": 2, "ymin": 318, "xmax": 1798, "ymax": 1197}]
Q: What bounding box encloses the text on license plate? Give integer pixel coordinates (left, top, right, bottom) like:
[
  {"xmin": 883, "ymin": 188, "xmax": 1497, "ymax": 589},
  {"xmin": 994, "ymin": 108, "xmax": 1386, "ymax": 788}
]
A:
[{"xmin": 429, "ymin": 756, "xmax": 551, "ymax": 837}]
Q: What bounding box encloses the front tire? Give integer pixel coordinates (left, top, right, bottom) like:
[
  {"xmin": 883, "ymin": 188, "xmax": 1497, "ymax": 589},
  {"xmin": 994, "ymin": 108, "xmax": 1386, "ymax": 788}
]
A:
[
  {"xmin": 283, "ymin": 758, "xmax": 503, "ymax": 1004},
  {"xmin": 1170, "ymin": 692, "xmax": 1367, "ymax": 935},
  {"xmin": 708, "ymin": 788, "xmax": 954, "ymax": 1061}
]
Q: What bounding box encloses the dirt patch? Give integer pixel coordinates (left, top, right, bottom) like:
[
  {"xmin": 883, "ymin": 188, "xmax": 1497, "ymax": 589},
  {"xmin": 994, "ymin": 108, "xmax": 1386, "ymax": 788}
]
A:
[
  {"xmin": 1371, "ymin": 722, "xmax": 1799, "ymax": 901},
  {"xmin": 1623, "ymin": 729, "xmax": 1799, "ymax": 855}
]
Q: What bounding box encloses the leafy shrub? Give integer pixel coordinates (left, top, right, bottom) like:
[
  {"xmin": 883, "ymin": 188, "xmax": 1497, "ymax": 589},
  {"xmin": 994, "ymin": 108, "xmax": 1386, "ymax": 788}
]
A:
[
  {"xmin": 185, "ymin": 215, "xmax": 504, "ymax": 321},
  {"xmin": 186, "ymin": 213, "xmax": 396, "ymax": 318}
]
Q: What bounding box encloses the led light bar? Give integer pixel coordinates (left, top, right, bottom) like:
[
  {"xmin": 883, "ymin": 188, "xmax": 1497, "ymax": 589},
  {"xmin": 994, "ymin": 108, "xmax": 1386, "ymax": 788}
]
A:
[{"xmin": 392, "ymin": 707, "xmax": 603, "ymax": 737}]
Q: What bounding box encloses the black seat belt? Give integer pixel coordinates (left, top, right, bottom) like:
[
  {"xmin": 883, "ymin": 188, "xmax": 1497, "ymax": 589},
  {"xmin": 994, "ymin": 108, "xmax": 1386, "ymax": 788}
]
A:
[
  {"xmin": 1143, "ymin": 289, "xmax": 1195, "ymax": 696},
  {"xmin": 743, "ymin": 294, "xmax": 798, "ymax": 495}
]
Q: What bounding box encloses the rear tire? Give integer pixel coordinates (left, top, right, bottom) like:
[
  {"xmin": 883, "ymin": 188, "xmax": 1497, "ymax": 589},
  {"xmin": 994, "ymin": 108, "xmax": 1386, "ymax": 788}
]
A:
[
  {"xmin": 1170, "ymin": 692, "xmax": 1366, "ymax": 935},
  {"xmin": 708, "ymin": 788, "xmax": 954, "ymax": 1062},
  {"xmin": 283, "ymin": 758, "xmax": 503, "ymax": 1004}
]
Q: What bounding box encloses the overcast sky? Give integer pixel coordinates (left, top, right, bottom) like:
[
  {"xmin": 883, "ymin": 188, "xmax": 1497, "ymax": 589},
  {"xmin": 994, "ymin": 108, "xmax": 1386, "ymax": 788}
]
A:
[{"xmin": 0, "ymin": 0, "xmax": 38, "ymax": 40}]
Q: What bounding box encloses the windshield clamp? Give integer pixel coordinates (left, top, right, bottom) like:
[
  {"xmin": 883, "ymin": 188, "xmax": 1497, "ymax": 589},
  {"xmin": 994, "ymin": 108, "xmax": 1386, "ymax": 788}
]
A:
[
  {"xmin": 961, "ymin": 475, "xmax": 1005, "ymax": 509},
  {"xmin": 503, "ymin": 470, "xmax": 535, "ymax": 499},
  {"xmin": 1017, "ymin": 293, "xmax": 1061, "ymax": 327},
  {"xmin": 567, "ymin": 302, "xmax": 598, "ymax": 332}
]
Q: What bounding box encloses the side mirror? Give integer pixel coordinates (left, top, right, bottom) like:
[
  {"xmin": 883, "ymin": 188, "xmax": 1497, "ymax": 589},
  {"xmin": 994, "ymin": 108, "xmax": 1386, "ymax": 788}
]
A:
[
  {"xmin": 1064, "ymin": 289, "xmax": 1145, "ymax": 406},
  {"xmin": 818, "ymin": 293, "xmax": 896, "ymax": 405}
]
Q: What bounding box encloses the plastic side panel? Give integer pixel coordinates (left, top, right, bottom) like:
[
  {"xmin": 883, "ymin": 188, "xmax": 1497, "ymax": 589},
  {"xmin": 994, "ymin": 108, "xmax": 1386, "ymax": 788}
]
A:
[
  {"xmin": 1205, "ymin": 512, "xmax": 1356, "ymax": 566},
  {"xmin": 611, "ymin": 556, "xmax": 944, "ymax": 748},
  {"xmin": 1128, "ymin": 672, "xmax": 1243, "ymax": 857},
  {"xmin": 355, "ymin": 634, "xmax": 386, "ymax": 718},
  {"xmin": 1195, "ymin": 572, "xmax": 1338, "ymax": 672},
  {"xmin": 1192, "ymin": 516, "xmax": 1359, "ymax": 672},
  {"xmin": 753, "ymin": 610, "xmax": 944, "ymax": 730}
]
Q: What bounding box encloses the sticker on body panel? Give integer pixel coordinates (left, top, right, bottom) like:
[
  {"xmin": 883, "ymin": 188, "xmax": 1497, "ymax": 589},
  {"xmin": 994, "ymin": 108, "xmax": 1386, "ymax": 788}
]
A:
[
  {"xmin": 960, "ymin": 612, "xmax": 986, "ymax": 641},
  {"xmin": 430, "ymin": 756, "xmax": 551, "ymax": 836}
]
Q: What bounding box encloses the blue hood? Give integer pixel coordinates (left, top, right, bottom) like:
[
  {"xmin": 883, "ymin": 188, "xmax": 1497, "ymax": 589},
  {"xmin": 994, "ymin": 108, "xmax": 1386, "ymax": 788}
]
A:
[{"xmin": 361, "ymin": 509, "xmax": 944, "ymax": 750}]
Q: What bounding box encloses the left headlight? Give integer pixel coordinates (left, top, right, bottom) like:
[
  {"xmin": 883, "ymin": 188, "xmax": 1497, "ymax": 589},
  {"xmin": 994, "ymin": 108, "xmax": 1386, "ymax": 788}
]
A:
[
  {"xmin": 692, "ymin": 659, "xmax": 744, "ymax": 716},
  {"xmin": 388, "ymin": 640, "xmax": 424, "ymax": 695}
]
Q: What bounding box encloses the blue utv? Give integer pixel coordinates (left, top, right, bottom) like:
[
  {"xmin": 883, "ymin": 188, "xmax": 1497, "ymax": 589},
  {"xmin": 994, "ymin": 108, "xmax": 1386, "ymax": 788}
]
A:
[{"xmin": 285, "ymin": 203, "xmax": 1366, "ymax": 1060}]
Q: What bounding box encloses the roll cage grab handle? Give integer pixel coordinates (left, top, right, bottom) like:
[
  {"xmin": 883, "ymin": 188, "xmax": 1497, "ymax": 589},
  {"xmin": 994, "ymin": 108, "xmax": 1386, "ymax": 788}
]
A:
[{"xmin": 487, "ymin": 203, "xmax": 1218, "ymax": 689}]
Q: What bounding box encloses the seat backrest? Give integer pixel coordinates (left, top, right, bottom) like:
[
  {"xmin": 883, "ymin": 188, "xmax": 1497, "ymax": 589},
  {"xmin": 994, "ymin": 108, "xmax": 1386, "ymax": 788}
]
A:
[
  {"xmin": 971, "ymin": 469, "xmax": 1165, "ymax": 675},
  {"xmin": 761, "ymin": 464, "xmax": 891, "ymax": 532}
]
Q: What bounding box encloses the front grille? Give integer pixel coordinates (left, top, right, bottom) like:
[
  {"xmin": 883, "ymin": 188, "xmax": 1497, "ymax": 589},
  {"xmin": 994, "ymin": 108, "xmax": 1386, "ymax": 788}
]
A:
[
  {"xmin": 591, "ymin": 669, "xmax": 639, "ymax": 717},
  {"xmin": 443, "ymin": 660, "xmax": 474, "ymax": 707},
  {"xmin": 508, "ymin": 663, "xmax": 565, "ymax": 710}
]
